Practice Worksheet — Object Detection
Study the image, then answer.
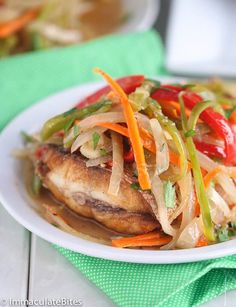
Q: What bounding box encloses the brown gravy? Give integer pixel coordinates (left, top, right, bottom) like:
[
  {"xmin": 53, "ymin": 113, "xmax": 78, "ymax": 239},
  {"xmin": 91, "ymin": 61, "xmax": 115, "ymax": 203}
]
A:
[{"xmin": 23, "ymin": 159, "xmax": 126, "ymax": 246}]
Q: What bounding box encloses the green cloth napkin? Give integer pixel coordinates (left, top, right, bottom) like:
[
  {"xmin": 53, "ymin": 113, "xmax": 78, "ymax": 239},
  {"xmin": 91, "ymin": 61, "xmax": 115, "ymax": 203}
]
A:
[
  {"xmin": 0, "ymin": 30, "xmax": 165, "ymax": 129},
  {"xmin": 1, "ymin": 30, "xmax": 236, "ymax": 307}
]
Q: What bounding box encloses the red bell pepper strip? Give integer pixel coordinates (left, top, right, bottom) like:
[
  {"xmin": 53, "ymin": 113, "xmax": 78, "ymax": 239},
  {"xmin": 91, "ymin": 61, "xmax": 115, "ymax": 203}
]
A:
[
  {"xmin": 194, "ymin": 139, "xmax": 226, "ymax": 160},
  {"xmin": 161, "ymin": 84, "xmax": 183, "ymax": 92},
  {"xmin": 152, "ymin": 87, "xmax": 179, "ymax": 103},
  {"xmin": 76, "ymin": 75, "xmax": 144, "ymax": 109},
  {"xmin": 122, "ymin": 138, "xmax": 134, "ymax": 162},
  {"xmin": 106, "ymin": 138, "xmax": 134, "ymax": 167},
  {"xmin": 183, "ymin": 92, "xmax": 236, "ymax": 165},
  {"xmin": 124, "ymin": 145, "xmax": 134, "ymax": 162},
  {"xmin": 152, "ymin": 88, "xmax": 236, "ymax": 165}
]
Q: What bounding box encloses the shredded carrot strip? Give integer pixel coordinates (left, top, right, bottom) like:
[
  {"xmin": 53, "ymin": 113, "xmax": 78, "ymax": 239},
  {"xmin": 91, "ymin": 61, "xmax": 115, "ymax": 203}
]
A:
[
  {"xmin": 123, "ymin": 231, "xmax": 162, "ymax": 241},
  {"xmin": 158, "ymin": 100, "xmax": 192, "ymax": 118},
  {"xmin": 204, "ymin": 166, "xmax": 225, "ymax": 188},
  {"xmin": 0, "ymin": 8, "xmax": 40, "ymax": 38},
  {"xmin": 169, "ymin": 151, "xmax": 192, "ymax": 171},
  {"xmin": 169, "ymin": 151, "xmax": 180, "ymax": 165},
  {"xmin": 196, "ymin": 235, "xmax": 208, "ymax": 247},
  {"xmin": 195, "ymin": 200, "xmax": 200, "ymax": 217},
  {"xmin": 204, "ymin": 166, "xmax": 236, "ymax": 188},
  {"xmin": 94, "ymin": 68, "xmax": 151, "ymax": 189},
  {"xmin": 137, "ymin": 126, "xmax": 156, "ymax": 153},
  {"xmin": 98, "ymin": 122, "xmax": 128, "ymax": 137},
  {"xmin": 158, "ymin": 103, "xmax": 179, "ymax": 119},
  {"xmin": 93, "ymin": 122, "xmax": 155, "ymax": 154},
  {"xmin": 112, "ymin": 232, "xmax": 171, "ymax": 248},
  {"xmin": 201, "ymin": 168, "xmax": 208, "ymax": 177}
]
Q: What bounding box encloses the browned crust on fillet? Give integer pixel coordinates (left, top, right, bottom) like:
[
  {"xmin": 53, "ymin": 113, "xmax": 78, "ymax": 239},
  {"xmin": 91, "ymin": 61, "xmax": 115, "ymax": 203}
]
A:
[{"xmin": 36, "ymin": 145, "xmax": 159, "ymax": 234}]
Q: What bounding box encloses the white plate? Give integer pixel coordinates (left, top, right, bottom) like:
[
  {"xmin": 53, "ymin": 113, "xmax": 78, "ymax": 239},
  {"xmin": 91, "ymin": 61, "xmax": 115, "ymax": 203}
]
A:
[{"xmin": 0, "ymin": 80, "xmax": 236, "ymax": 264}]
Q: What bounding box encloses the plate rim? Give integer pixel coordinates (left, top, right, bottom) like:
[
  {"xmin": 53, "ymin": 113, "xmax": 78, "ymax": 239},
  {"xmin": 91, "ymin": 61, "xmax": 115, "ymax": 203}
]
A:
[{"xmin": 1, "ymin": 80, "xmax": 236, "ymax": 264}]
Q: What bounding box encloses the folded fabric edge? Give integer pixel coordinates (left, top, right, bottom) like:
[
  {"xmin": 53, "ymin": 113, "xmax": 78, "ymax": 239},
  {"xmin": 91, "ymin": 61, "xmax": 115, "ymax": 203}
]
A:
[{"xmin": 54, "ymin": 245, "xmax": 236, "ymax": 307}]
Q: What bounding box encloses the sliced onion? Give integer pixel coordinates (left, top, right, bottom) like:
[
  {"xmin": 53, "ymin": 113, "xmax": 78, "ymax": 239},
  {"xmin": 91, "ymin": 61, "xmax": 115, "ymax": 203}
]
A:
[
  {"xmin": 150, "ymin": 118, "xmax": 169, "ymax": 175},
  {"xmin": 79, "ymin": 112, "xmax": 125, "ymax": 131},
  {"xmin": 199, "ymin": 90, "xmax": 216, "ymax": 101},
  {"xmin": 161, "ymin": 172, "xmax": 195, "ymax": 250},
  {"xmin": 86, "ymin": 155, "xmax": 112, "ymax": 167},
  {"xmin": 80, "ymin": 134, "xmax": 112, "ymax": 159},
  {"xmin": 207, "ymin": 186, "xmax": 230, "ymax": 224},
  {"xmin": 197, "ymin": 151, "xmax": 236, "ymax": 204},
  {"xmin": 108, "ymin": 132, "xmax": 124, "ymax": 196},
  {"xmin": 170, "ymin": 172, "xmax": 195, "ymax": 223},
  {"xmin": 230, "ymin": 206, "xmax": 236, "ymax": 224},
  {"xmin": 135, "ymin": 112, "xmax": 151, "ymax": 131},
  {"xmin": 176, "ymin": 217, "xmax": 203, "ymax": 249},
  {"xmin": 151, "ymin": 174, "xmax": 176, "ymax": 236},
  {"xmin": 30, "ymin": 21, "xmax": 82, "ymax": 44},
  {"xmin": 70, "ymin": 127, "xmax": 106, "ymax": 153},
  {"xmin": 215, "ymin": 185, "xmax": 234, "ymax": 205},
  {"xmin": 197, "ymin": 150, "xmax": 217, "ymax": 171},
  {"xmin": 215, "ymin": 174, "xmax": 236, "ymax": 204}
]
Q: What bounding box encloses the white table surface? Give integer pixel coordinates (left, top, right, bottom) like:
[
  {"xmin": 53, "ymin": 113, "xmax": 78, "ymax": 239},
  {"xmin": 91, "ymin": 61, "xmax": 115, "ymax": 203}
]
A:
[{"xmin": 1, "ymin": 204, "xmax": 235, "ymax": 307}]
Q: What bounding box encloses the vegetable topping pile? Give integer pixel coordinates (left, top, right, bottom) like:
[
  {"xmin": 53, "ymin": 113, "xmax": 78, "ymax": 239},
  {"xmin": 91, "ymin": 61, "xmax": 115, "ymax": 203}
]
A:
[{"xmin": 23, "ymin": 69, "xmax": 236, "ymax": 249}]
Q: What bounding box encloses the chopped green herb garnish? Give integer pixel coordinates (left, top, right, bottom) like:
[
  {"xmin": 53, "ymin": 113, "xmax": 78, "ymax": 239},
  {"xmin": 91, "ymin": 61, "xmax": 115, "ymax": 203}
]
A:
[
  {"xmin": 133, "ymin": 170, "xmax": 138, "ymax": 178},
  {"xmin": 228, "ymin": 222, "xmax": 236, "ymax": 230},
  {"xmin": 216, "ymin": 222, "xmax": 236, "ymax": 242},
  {"xmin": 224, "ymin": 106, "xmax": 236, "ymax": 119},
  {"xmin": 32, "ymin": 174, "xmax": 42, "ymax": 196},
  {"xmin": 130, "ymin": 182, "xmax": 140, "ymax": 190},
  {"xmin": 21, "ymin": 131, "xmax": 36, "ymax": 144},
  {"xmin": 73, "ymin": 125, "xmax": 80, "ymax": 138},
  {"xmin": 92, "ymin": 132, "xmax": 100, "ymax": 150},
  {"xmin": 164, "ymin": 181, "xmax": 176, "ymax": 208},
  {"xmin": 184, "ymin": 129, "xmax": 196, "ymax": 138},
  {"xmin": 100, "ymin": 148, "xmax": 108, "ymax": 156},
  {"xmin": 217, "ymin": 228, "xmax": 229, "ymax": 242}
]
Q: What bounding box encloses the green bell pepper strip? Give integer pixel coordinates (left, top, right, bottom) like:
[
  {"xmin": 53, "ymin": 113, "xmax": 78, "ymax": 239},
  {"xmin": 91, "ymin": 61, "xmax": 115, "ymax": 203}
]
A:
[
  {"xmin": 188, "ymin": 100, "xmax": 214, "ymax": 131},
  {"xmin": 41, "ymin": 100, "xmax": 111, "ymax": 141},
  {"xmin": 179, "ymin": 93, "xmax": 215, "ymax": 242},
  {"xmin": 146, "ymin": 99, "xmax": 188, "ymax": 182}
]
